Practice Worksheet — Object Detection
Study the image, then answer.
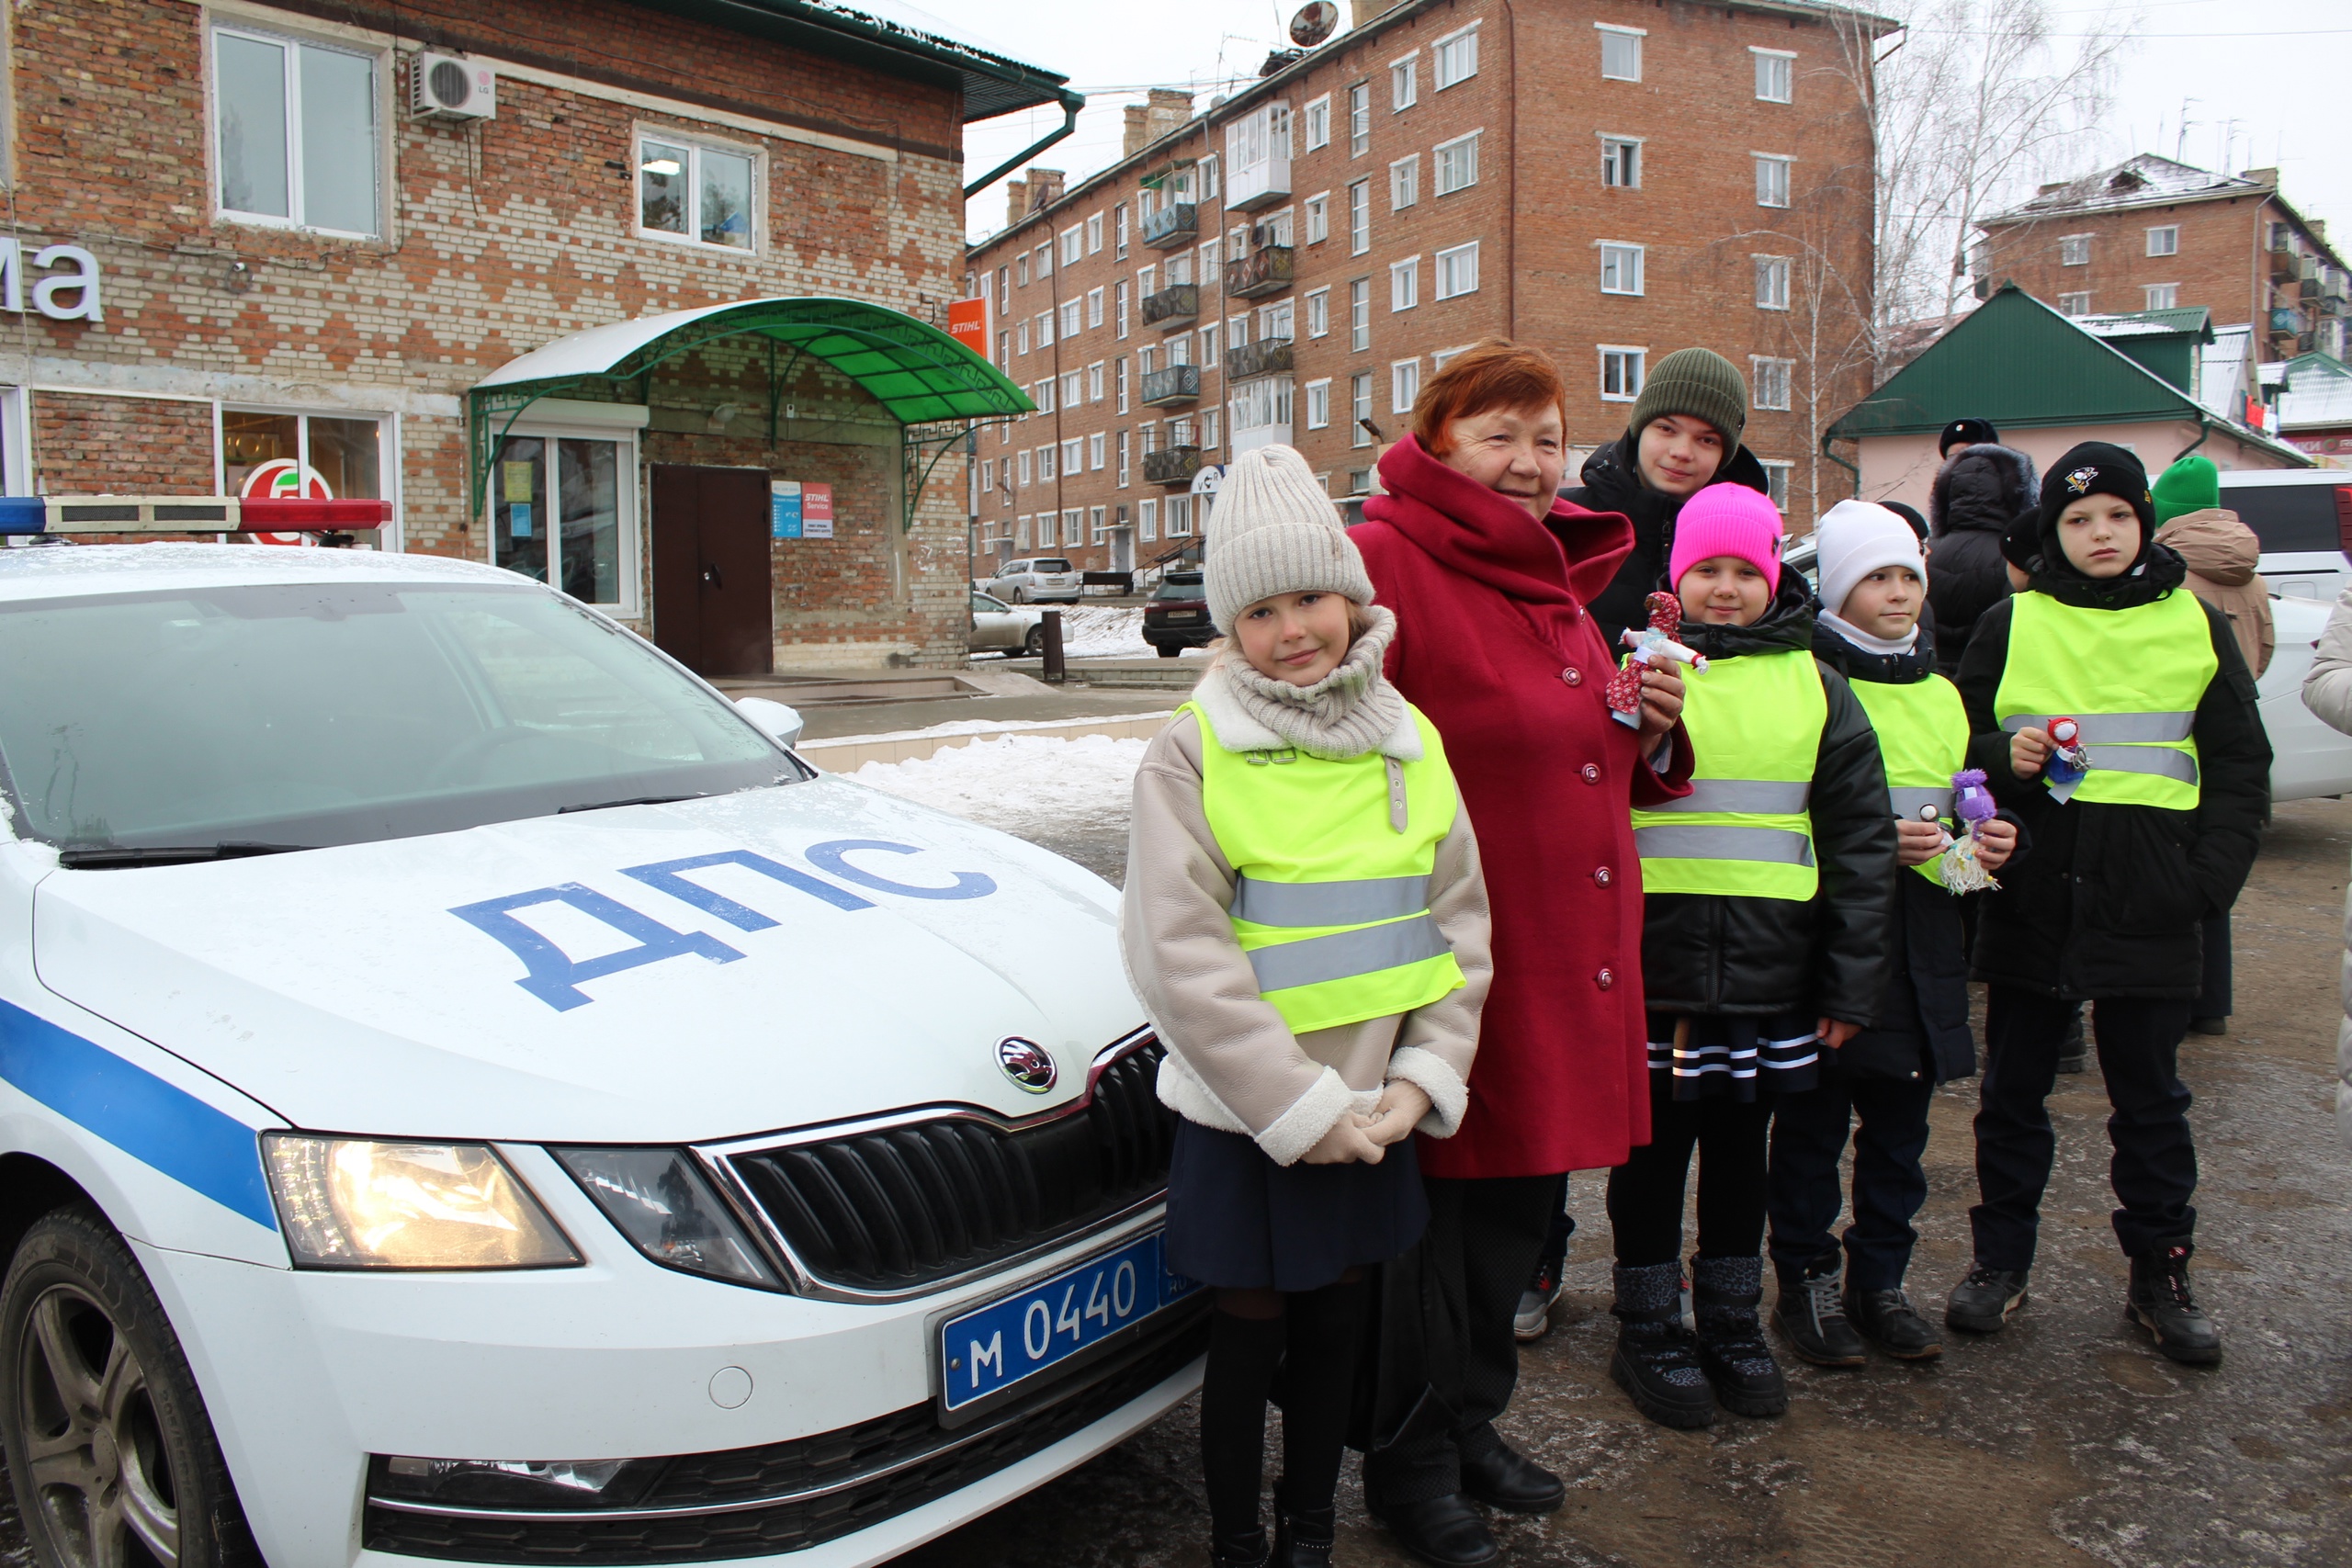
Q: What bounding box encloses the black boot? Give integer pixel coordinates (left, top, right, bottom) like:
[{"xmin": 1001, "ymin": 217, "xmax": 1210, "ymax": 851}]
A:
[
  {"xmin": 1691, "ymin": 1255, "xmax": 1787, "ymax": 1418},
  {"xmin": 2126, "ymin": 1237, "xmax": 2223, "ymax": 1365},
  {"xmin": 1271, "ymin": 1501, "xmax": 1333, "ymax": 1568},
  {"xmin": 1944, "ymin": 1261, "xmax": 2030, "ymax": 1334},
  {"xmin": 1367, "ymin": 1494, "xmax": 1498, "ymax": 1568},
  {"xmin": 1844, "ymin": 1285, "xmax": 1944, "ymax": 1359},
  {"xmin": 1210, "ymin": 1528, "xmax": 1271, "ymax": 1568},
  {"xmin": 1609, "ymin": 1261, "xmax": 1716, "ymax": 1428},
  {"xmin": 1773, "ymin": 1254, "xmax": 1866, "ymax": 1367},
  {"xmin": 1459, "ymin": 1441, "xmax": 1564, "ymax": 1513}
]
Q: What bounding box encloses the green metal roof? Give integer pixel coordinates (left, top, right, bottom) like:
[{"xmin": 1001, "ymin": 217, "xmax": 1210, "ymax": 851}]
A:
[{"xmin": 1828, "ymin": 285, "xmax": 2211, "ymax": 440}]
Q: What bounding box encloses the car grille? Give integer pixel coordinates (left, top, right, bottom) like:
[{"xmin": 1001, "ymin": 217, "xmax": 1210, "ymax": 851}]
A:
[
  {"xmin": 361, "ymin": 1303, "xmax": 1207, "ymax": 1564},
  {"xmin": 725, "ymin": 1042, "xmax": 1176, "ymax": 1293}
]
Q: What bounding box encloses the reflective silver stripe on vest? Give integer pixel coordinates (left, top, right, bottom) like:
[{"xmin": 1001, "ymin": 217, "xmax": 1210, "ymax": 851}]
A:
[
  {"xmin": 1999, "ymin": 711, "xmax": 2196, "ymax": 743},
  {"xmin": 1888, "ymin": 785, "xmax": 1954, "ymax": 820},
  {"xmin": 1650, "ymin": 779, "xmax": 1813, "ymax": 815},
  {"xmin": 1633, "ymin": 825, "xmax": 1817, "ymax": 866},
  {"xmin": 1246, "ymin": 912, "xmax": 1449, "ymax": 993},
  {"xmin": 2083, "ymin": 745, "xmax": 2200, "ymax": 784},
  {"xmin": 1231, "ymin": 874, "xmax": 1432, "ymax": 929}
]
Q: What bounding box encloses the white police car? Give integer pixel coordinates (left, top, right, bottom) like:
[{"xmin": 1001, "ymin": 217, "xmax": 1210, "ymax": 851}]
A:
[{"xmin": 0, "ymin": 542, "xmax": 1198, "ymax": 1568}]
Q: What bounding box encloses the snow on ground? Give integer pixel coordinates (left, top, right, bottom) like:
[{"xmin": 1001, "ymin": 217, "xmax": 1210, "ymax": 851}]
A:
[
  {"xmin": 801, "ymin": 711, "xmax": 1171, "ymax": 749},
  {"xmin": 1050, "ymin": 605, "xmax": 1211, "ymax": 660},
  {"xmin": 849, "ymin": 732, "xmax": 1148, "ymax": 881}
]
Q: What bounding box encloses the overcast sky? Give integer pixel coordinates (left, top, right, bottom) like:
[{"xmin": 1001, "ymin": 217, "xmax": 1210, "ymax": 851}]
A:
[{"xmin": 959, "ymin": 0, "xmax": 2349, "ymax": 265}]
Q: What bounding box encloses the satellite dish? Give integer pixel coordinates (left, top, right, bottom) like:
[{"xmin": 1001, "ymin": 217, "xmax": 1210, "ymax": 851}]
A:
[{"xmin": 1290, "ymin": 2, "xmax": 1339, "ymax": 48}]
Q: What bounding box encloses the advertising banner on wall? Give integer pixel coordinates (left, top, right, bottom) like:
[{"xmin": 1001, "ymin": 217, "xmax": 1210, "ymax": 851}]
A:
[
  {"xmin": 771, "ymin": 479, "xmax": 801, "ymax": 539},
  {"xmin": 946, "ymin": 297, "xmax": 989, "ymax": 360}
]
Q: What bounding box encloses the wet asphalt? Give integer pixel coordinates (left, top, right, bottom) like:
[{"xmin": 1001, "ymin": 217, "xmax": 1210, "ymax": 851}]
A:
[{"xmin": 3, "ymin": 800, "xmax": 2347, "ymax": 1567}]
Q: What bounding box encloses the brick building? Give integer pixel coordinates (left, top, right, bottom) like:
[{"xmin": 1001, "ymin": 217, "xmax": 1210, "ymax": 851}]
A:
[
  {"xmin": 961, "ymin": 0, "xmax": 1883, "ymax": 577},
  {"xmin": 0, "ymin": 0, "xmax": 1066, "ymax": 671},
  {"xmin": 1974, "ymin": 154, "xmax": 2350, "ymax": 372}
]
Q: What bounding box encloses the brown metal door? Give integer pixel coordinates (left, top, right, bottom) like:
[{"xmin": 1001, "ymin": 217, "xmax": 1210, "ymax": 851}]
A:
[{"xmin": 650, "ymin": 465, "xmax": 775, "ymax": 677}]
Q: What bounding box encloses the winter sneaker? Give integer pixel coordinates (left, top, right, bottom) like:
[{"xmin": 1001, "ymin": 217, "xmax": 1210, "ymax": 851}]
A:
[
  {"xmin": 1845, "ymin": 1286, "xmax": 1944, "ymax": 1360},
  {"xmin": 1690, "ymin": 1255, "xmax": 1788, "ymax": 1418},
  {"xmin": 1513, "ymin": 1256, "xmax": 1565, "ymax": 1342},
  {"xmin": 1773, "ymin": 1258, "xmax": 1866, "ymax": 1367},
  {"xmin": 1944, "ymin": 1262, "xmax": 2030, "ymax": 1334},
  {"xmin": 2126, "ymin": 1238, "xmax": 2223, "ymax": 1365},
  {"xmin": 1609, "ymin": 1261, "xmax": 1716, "ymax": 1428}
]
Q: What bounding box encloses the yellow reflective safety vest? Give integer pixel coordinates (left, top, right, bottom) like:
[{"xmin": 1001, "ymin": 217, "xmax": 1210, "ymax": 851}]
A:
[
  {"xmin": 1995, "ymin": 589, "xmax": 2216, "ymax": 810},
  {"xmin": 1185, "ymin": 702, "xmax": 1466, "ymax": 1035},
  {"xmin": 1849, "ymin": 672, "xmax": 1970, "ymax": 886},
  {"xmin": 1630, "ymin": 646, "xmax": 1827, "ymax": 901}
]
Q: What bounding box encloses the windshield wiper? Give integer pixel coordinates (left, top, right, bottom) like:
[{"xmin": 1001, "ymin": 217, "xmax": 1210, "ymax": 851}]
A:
[
  {"xmin": 58, "ymin": 840, "xmax": 311, "ymax": 869},
  {"xmin": 557, "ymin": 794, "xmax": 706, "ymax": 815}
]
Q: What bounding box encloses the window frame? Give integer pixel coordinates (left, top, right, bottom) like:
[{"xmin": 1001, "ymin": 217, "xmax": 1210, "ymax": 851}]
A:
[
  {"xmin": 1348, "ymin": 82, "xmax": 1371, "ymax": 155},
  {"xmin": 1433, "ymin": 23, "xmax": 1480, "ymax": 90},
  {"xmin": 1086, "ymin": 212, "xmax": 1104, "ymax": 254},
  {"xmin": 1599, "ymin": 345, "xmax": 1646, "ymax": 401},
  {"xmin": 1391, "ymin": 52, "xmax": 1419, "ymax": 112},
  {"xmin": 2144, "ymin": 282, "xmax": 2180, "ymax": 310},
  {"xmin": 1754, "ymin": 254, "xmax": 1792, "ymax": 310},
  {"xmin": 1350, "ymin": 277, "xmax": 1372, "ymax": 351},
  {"xmin": 1350, "ymin": 372, "xmax": 1374, "ymax": 446},
  {"xmin": 1305, "ymin": 191, "xmax": 1330, "ymax": 243},
  {"xmin": 1434, "ymin": 130, "xmax": 1480, "ymax": 195},
  {"xmin": 487, "ymin": 419, "xmax": 642, "ymax": 615},
  {"xmin": 1348, "ymin": 178, "xmax": 1372, "ymax": 254},
  {"xmin": 1754, "ymin": 153, "xmax": 1792, "ymax": 209},
  {"xmin": 2056, "ymin": 290, "xmax": 2091, "ymax": 316},
  {"xmin": 1434, "ymin": 242, "xmax": 1478, "ymax": 300},
  {"xmin": 1600, "ymin": 241, "xmax": 1645, "ymax": 297},
  {"xmin": 1390, "ymin": 153, "xmax": 1419, "ymax": 211},
  {"xmin": 1759, "ymin": 460, "xmax": 1792, "ymax": 513},
  {"xmin": 1750, "ymin": 47, "xmax": 1794, "ymax": 104},
  {"xmin": 1304, "ymin": 94, "xmax": 1331, "ymax": 150},
  {"xmin": 2059, "ymin": 233, "xmax": 2092, "ymax": 266},
  {"xmin": 1390, "ymin": 357, "xmax": 1421, "ymax": 414},
  {"xmin": 2146, "ymin": 224, "xmax": 2181, "ymax": 257},
  {"xmin": 1597, "ymin": 23, "xmax": 1645, "ymax": 82},
  {"xmin": 1600, "ymin": 135, "xmax": 1642, "ymax": 189},
  {"xmin": 1306, "ymin": 378, "xmax": 1332, "ymax": 430},
  {"xmin": 1750, "ymin": 356, "xmax": 1794, "ymax": 412},
  {"xmin": 1306, "ymin": 286, "xmax": 1330, "ymax": 338},
  {"xmin": 1390, "ymin": 255, "xmax": 1420, "ymax": 312},
  {"xmin": 210, "ymin": 20, "xmax": 389, "ymax": 240}
]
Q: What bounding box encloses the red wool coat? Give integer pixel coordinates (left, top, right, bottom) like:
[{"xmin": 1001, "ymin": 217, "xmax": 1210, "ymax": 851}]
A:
[{"xmin": 1357, "ymin": 435, "xmax": 1691, "ymax": 1179}]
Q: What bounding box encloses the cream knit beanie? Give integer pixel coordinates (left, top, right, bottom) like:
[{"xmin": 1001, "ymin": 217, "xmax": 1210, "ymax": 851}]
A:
[
  {"xmin": 1815, "ymin": 498, "xmax": 1926, "ymax": 617},
  {"xmin": 1204, "ymin": 444, "xmax": 1374, "ymax": 631}
]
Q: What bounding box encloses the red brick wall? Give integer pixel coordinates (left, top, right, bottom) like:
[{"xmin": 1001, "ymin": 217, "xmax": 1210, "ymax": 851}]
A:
[
  {"xmin": 966, "ymin": 0, "xmax": 1878, "ymax": 568},
  {"xmin": 33, "ymin": 396, "xmax": 215, "ymax": 493},
  {"xmin": 4, "ymin": 0, "xmax": 973, "ymax": 666},
  {"xmin": 1977, "ymin": 195, "xmax": 2278, "ymax": 332}
]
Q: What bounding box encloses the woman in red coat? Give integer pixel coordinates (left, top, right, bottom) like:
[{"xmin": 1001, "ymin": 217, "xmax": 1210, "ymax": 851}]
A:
[{"xmin": 1351, "ymin": 341, "xmax": 1691, "ymax": 1565}]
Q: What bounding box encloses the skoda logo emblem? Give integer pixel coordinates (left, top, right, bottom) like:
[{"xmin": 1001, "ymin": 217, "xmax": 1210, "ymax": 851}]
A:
[{"xmin": 996, "ymin": 1037, "xmax": 1057, "ymax": 1094}]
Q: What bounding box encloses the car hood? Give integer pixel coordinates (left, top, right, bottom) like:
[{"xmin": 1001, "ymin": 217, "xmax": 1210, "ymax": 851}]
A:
[{"xmin": 31, "ymin": 779, "xmax": 1139, "ymax": 1145}]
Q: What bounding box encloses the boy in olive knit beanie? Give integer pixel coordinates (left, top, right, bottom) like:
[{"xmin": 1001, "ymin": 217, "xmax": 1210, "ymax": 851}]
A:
[{"xmin": 1631, "ymin": 348, "xmax": 1749, "ymax": 468}]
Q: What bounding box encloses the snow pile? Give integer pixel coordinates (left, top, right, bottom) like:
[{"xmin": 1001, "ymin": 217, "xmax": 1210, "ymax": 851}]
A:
[
  {"xmin": 850, "ymin": 731, "xmax": 1148, "ymax": 841},
  {"xmin": 1055, "ymin": 605, "xmax": 1153, "ymax": 658}
]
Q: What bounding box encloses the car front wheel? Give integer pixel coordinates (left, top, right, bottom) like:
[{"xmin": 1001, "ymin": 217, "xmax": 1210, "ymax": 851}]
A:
[
  {"xmin": 1, "ymin": 1206, "xmax": 258, "ymax": 1568},
  {"xmin": 1024, "ymin": 626, "xmax": 1046, "ymax": 657}
]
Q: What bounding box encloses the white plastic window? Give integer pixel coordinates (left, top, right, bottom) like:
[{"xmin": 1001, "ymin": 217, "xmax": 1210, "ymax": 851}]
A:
[
  {"xmin": 1435, "ymin": 243, "xmax": 1478, "ymax": 299},
  {"xmin": 1599, "ymin": 26, "xmax": 1644, "ymax": 82},
  {"xmin": 213, "ymin": 25, "xmax": 382, "ymax": 237},
  {"xmin": 1435, "ymin": 132, "xmax": 1479, "ymax": 195},
  {"xmin": 1600, "ymin": 243, "xmax": 1644, "ymax": 295}
]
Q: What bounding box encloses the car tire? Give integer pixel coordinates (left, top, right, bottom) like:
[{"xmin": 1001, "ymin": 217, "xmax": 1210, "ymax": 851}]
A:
[
  {"xmin": 1, "ymin": 1205, "xmax": 261, "ymax": 1568},
  {"xmin": 1023, "ymin": 626, "xmax": 1046, "ymax": 658},
  {"xmin": 1011, "ymin": 587, "xmax": 1029, "ymax": 604}
]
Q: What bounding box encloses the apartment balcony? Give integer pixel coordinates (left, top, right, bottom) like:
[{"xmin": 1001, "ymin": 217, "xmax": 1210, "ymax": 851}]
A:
[
  {"xmin": 1226, "ymin": 338, "xmax": 1295, "ymax": 380},
  {"xmin": 1140, "ymin": 364, "xmax": 1202, "ymax": 407},
  {"xmin": 1140, "ymin": 203, "xmax": 1198, "ymax": 250},
  {"xmin": 1225, "ymin": 246, "xmax": 1296, "ymax": 300},
  {"xmin": 1141, "ymin": 283, "xmax": 1200, "ymax": 329},
  {"xmin": 1230, "ymin": 422, "xmax": 1294, "ymax": 457},
  {"xmin": 1144, "ymin": 446, "xmax": 1204, "ymax": 486},
  {"xmin": 1227, "ymin": 152, "xmax": 1291, "ymax": 213},
  {"xmin": 2269, "ymin": 244, "xmax": 2300, "ymax": 282}
]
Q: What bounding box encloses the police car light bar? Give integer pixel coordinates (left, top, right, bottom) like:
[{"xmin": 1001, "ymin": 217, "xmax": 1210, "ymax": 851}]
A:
[{"xmin": 0, "ymin": 495, "xmax": 394, "ymax": 535}]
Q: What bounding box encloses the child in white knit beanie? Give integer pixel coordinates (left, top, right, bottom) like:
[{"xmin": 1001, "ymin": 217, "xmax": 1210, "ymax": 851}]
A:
[{"xmin": 1120, "ymin": 442, "xmax": 1491, "ymax": 1565}]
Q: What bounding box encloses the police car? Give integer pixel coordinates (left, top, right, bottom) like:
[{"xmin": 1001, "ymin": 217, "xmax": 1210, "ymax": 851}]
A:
[{"xmin": 0, "ymin": 531, "xmax": 1199, "ymax": 1568}]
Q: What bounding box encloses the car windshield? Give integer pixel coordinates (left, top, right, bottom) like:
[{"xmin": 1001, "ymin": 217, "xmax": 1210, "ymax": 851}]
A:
[
  {"xmin": 1034, "ymin": 558, "xmax": 1073, "ymax": 574},
  {"xmin": 2225, "ymin": 481, "xmax": 2349, "ymax": 555},
  {"xmin": 1155, "ymin": 575, "xmax": 1204, "ymax": 601},
  {"xmin": 0, "ymin": 581, "xmax": 798, "ymax": 853}
]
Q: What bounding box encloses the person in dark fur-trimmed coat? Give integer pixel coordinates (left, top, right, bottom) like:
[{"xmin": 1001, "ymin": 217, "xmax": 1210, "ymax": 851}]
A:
[{"xmin": 1926, "ymin": 442, "xmax": 2038, "ymax": 675}]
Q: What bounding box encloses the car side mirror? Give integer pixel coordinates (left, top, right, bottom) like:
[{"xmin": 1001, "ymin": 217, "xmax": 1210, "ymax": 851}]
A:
[{"xmin": 735, "ymin": 696, "xmax": 805, "ymax": 750}]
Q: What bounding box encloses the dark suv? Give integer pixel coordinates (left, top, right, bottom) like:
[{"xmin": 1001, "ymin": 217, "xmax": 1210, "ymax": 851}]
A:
[{"xmin": 1143, "ymin": 570, "xmax": 1216, "ymax": 657}]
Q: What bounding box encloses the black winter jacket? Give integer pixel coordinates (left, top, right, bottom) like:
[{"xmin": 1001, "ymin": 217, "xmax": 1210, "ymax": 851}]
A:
[
  {"xmin": 1566, "ymin": 433, "xmax": 1775, "ymax": 653},
  {"xmin": 1926, "ymin": 443, "xmax": 2037, "ymax": 677},
  {"xmin": 1639, "ymin": 580, "xmax": 1898, "ymax": 1023},
  {"xmin": 1809, "ymin": 618, "xmax": 2000, "ymax": 1084},
  {"xmin": 1957, "ymin": 545, "xmax": 2271, "ymax": 1000}
]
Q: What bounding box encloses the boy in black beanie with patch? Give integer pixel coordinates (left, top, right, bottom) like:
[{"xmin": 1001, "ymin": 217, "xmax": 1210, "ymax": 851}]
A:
[{"xmin": 1944, "ymin": 441, "xmax": 2269, "ymax": 1365}]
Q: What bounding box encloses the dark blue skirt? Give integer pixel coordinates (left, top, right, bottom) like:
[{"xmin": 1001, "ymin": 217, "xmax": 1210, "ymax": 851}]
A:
[{"xmin": 1163, "ymin": 1118, "xmax": 1429, "ymax": 1292}]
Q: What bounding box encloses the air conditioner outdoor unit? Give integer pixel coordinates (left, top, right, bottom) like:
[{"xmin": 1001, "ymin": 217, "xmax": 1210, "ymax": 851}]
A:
[{"xmin": 411, "ymin": 52, "xmax": 496, "ymax": 120}]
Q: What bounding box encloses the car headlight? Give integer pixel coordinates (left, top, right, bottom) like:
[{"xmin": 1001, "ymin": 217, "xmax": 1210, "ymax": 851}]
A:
[
  {"xmin": 551, "ymin": 1146, "xmax": 786, "ymax": 1290},
  {"xmin": 264, "ymin": 1135, "xmax": 580, "ymax": 1269}
]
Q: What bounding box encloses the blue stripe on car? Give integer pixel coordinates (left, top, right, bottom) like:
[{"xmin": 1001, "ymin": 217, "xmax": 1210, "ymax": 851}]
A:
[{"xmin": 0, "ymin": 997, "xmax": 277, "ymax": 1230}]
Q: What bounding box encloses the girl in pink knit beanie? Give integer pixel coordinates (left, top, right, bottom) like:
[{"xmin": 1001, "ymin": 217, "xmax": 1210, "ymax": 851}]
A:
[{"xmin": 1669, "ymin": 484, "xmax": 1785, "ymax": 627}]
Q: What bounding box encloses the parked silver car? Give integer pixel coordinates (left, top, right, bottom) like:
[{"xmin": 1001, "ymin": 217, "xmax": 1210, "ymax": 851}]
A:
[
  {"xmin": 981, "ymin": 557, "xmax": 1082, "ymax": 604},
  {"xmin": 969, "ymin": 590, "xmax": 1048, "ymax": 657}
]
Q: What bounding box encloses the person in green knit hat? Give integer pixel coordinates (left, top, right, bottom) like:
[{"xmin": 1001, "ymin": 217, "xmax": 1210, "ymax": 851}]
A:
[
  {"xmin": 2151, "ymin": 453, "xmax": 2272, "ymax": 1036},
  {"xmin": 1523, "ymin": 345, "xmax": 1771, "ymax": 1347}
]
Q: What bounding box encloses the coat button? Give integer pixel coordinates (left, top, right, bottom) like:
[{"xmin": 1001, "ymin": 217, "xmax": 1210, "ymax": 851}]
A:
[
  {"xmin": 1596, "ymin": 967, "xmax": 1614, "ymax": 989},
  {"xmin": 1593, "ymin": 866, "xmax": 1613, "ymax": 887},
  {"xmin": 1582, "ymin": 763, "xmax": 1601, "ymax": 784},
  {"xmin": 1561, "ymin": 666, "xmax": 1583, "ymax": 686}
]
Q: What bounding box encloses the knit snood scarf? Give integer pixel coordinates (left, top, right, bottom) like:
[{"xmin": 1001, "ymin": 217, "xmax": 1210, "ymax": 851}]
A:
[
  {"xmin": 1199, "ymin": 604, "xmax": 1412, "ymax": 760},
  {"xmin": 1818, "ymin": 608, "xmax": 1917, "ymax": 657}
]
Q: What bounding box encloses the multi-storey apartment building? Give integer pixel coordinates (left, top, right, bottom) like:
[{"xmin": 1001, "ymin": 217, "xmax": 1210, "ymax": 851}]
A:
[
  {"xmin": 0, "ymin": 0, "xmax": 1065, "ymax": 671},
  {"xmin": 1975, "ymin": 155, "xmax": 2350, "ymax": 367},
  {"xmin": 963, "ymin": 0, "xmax": 1882, "ymax": 575}
]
